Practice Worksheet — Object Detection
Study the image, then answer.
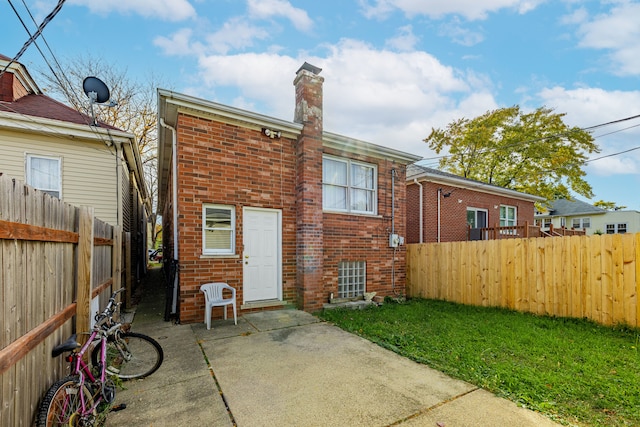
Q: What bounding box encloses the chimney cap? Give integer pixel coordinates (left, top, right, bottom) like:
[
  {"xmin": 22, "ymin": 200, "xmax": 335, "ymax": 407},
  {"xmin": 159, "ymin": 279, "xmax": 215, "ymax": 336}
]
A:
[{"xmin": 296, "ymin": 62, "xmax": 322, "ymax": 76}]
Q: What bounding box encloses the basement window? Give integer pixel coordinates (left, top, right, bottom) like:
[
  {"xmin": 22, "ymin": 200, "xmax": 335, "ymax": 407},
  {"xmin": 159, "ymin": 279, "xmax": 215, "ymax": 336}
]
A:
[{"xmin": 338, "ymin": 261, "xmax": 366, "ymax": 298}]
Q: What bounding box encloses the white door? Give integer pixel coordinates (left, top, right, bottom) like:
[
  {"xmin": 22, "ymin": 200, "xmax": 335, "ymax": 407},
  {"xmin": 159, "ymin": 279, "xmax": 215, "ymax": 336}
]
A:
[{"xmin": 243, "ymin": 208, "xmax": 281, "ymax": 302}]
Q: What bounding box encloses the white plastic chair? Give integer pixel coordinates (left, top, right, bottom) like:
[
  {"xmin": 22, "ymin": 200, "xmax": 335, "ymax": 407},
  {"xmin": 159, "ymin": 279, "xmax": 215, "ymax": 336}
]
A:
[{"xmin": 200, "ymin": 282, "xmax": 237, "ymax": 330}]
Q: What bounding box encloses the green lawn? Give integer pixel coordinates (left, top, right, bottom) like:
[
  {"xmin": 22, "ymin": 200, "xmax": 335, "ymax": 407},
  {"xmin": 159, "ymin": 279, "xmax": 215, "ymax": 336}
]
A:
[{"xmin": 318, "ymin": 299, "xmax": 640, "ymax": 426}]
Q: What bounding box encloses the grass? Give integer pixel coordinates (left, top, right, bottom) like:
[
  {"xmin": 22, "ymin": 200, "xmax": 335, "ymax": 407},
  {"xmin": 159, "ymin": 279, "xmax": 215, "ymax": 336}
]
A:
[{"xmin": 317, "ymin": 299, "xmax": 640, "ymax": 426}]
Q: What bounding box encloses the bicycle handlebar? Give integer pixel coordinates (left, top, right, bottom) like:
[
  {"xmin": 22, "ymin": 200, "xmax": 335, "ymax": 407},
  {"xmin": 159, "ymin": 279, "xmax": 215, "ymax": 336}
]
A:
[{"xmin": 94, "ymin": 288, "xmax": 126, "ymax": 325}]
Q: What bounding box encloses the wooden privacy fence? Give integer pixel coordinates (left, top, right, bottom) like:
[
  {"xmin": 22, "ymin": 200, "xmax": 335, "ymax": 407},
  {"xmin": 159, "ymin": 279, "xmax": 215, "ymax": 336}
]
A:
[
  {"xmin": 0, "ymin": 175, "xmax": 121, "ymax": 426},
  {"xmin": 407, "ymin": 233, "xmax": 640, "ymax": 329}
]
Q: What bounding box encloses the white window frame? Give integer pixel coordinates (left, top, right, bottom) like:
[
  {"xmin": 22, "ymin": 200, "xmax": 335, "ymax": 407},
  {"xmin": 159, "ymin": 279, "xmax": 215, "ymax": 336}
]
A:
[
  {"xmin": 606, "ymin": 223, "xmax": 627, "ymax": 234},
  {"xmin": 26, "ymin": 154, "xmax": 62, "ymax": 198},
  {"xmin": 572, "ymin": 217, "xmax": 590, "ymax": 229},
  {"xmin": 322, "ymin": 155, "xmax": 377, "ymax": 215},
  {"xmin": 202, "ymin": 204, "xmax": 235, "ymax": 255},
  {"xmin": 467, "ymin": 208, "xmax": 488, "ymax": 228},
  {"xmin": 499, "ymin": 205, "xmax": 517, "ymax": 227}
]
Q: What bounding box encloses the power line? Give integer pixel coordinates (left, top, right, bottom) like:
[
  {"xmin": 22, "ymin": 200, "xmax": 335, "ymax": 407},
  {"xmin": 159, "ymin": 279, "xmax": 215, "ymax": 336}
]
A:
[
  {"xmin": 1, "ymin": 0, "xmax": 66, "ymax": 77},
  {"xmin": 419, "ymin": 112, "xmax": 640, "ymax": 165}
]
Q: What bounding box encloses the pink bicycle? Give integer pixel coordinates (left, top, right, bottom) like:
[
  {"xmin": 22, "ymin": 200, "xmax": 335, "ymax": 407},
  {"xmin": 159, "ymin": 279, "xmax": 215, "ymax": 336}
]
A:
[{"xmin": 36, "ymin": 289, "xmax": 163, "ymax": 426}]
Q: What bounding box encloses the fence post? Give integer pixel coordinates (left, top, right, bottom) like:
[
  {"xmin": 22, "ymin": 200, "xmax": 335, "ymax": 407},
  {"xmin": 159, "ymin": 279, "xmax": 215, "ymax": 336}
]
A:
[
  {"xmin": 524, "ymin": 221, "xmax": 529, "ymax": 238},
  {"xmin": 76, "ymin": 207, "xmax": 94, "ymax": 338},
  {"xmin": 112, "ymin": 225, "xmax": 122, "ymax": 292},
  {"xmin": 125, "ymin": 232, "xmax": 132, "ymax": 308}
]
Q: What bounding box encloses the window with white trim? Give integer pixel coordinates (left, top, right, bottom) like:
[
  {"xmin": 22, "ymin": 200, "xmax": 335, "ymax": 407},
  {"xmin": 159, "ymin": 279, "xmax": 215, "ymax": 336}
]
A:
[
  {"xmin": 338, "ymin": 261, "xmax": 366, "ymax": 298},
  {"xmin": 203, "ymin": 205, "xmax": 235, "ymax": 255},
  {"xmin": 322, "ymin": 156, "xmax": 376, "ymax": 214},
  {"xmin": 26, "ymin": 154, "xmax": 61, "ymax": 198},
  {"xmin": 499, "ymin": 205, "xmax": 517, "ymax": 227},
  {"xmin": 572, "ymin": 217, "xmax": 590, "ymax": 229},
  {"xmin": 606, "ymin": 223, "xmax": 627, "ymax": 234},
  {"xmin": 467, "ymin": 208, "xmax": 487, "ymax": 228}
]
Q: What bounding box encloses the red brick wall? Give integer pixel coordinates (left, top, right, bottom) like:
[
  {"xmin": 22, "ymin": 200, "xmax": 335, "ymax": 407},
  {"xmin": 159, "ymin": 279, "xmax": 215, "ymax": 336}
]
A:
[
  {"xmin": 322, "ymin": 154, "xmax": 408, "ymax": 301},
  {"xmin": 172, "ymin": 114, "xmax": 298, "ymax": 323},
  {"xmin": 166, "ymin": 111, "xmax": 413, "ymax": 323},
  {"xmin": 406, "ymin": 181, "xmax": 536, "ymax": 243}
]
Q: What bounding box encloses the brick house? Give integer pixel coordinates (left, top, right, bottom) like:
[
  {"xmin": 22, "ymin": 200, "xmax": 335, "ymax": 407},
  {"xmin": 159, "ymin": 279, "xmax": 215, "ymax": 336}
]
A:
[
  {"xmin": 406, "ymin": 164, "xmax": 544, "ymax": 243},
  {"xmin": 157, "ymin": 63, "xmax": 421, "ymax": 323}
]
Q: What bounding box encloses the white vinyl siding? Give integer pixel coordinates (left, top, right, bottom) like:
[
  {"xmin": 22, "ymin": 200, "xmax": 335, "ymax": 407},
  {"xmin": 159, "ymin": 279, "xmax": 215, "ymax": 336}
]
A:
[
  {"xmin": 1, "ymin": 129, "xmax": 120, "ymax": 224},
  {"xmin": 203, "ymin": 205, "xmax": 235, "ymax": 255},
  {"xmin": 323, "ymin": 155, "xmax": 376, "ymax": 215},
  {"xmin": 572, "ymin": 217, "xmax": 590, "ymax": 229}
]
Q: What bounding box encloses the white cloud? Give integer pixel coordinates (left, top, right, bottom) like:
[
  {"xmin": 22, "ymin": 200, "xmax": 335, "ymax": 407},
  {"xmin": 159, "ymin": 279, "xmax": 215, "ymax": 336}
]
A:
[
  {"xmin": 154, "ymin": 28, "xmax": 204, "ymax": 56},
  {"xmin": 194, "ymin": 38, "xmax": 497, "ymax": 157},
  {"xmin": 204, "ymin": 17, "xmax": 271, "ymax": 54},
  {"xmin": 571, "ymin": 2, "xmax": 640, "ymax": 76},
  {"xmin": 359, "ymin": 0, "xmax": 544, "ymax": 21},
  {"xmin": 385, "ymin": 25, "xmax": 419, "ymax": 51},
  {"xmin": 538, "ymin": 85, "xmax": 640, "ymax": 176},
  {"xmin": 438, "ymin": 17, "xmax": 484, "ymax": 46},
  {"xmin": 68, "ymin": 0, "xmax": 196, "ymax": 21},
  {"xmin": 247, "ymin": 0, "xmax": 313, "ymax": 31}
]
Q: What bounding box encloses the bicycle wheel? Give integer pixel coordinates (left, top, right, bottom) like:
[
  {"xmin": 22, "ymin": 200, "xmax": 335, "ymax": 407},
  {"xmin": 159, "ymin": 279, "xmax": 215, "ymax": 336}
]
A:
[
  {"xmin": 36, "ymin": 376, "xmax": 95, "ymax": 427},
  {"xmin": 91, "ymin": 332, "xmax": 164, "ymax": 380}
]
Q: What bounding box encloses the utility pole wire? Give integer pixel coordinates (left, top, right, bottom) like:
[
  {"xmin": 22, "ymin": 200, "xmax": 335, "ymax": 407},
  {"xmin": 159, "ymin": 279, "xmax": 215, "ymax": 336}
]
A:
[{"xmin": 1, "ymin": 0, "xmax": 66, "ymax": 77}]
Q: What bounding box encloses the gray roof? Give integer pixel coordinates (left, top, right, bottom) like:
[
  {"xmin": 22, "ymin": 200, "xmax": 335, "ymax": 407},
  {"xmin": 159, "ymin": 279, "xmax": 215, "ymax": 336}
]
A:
[
  {"xmin": 407, "ymin": 164, "xmax": 545, "ymax": 202},
  {"xmin": 536, "ymin": 199, "xmax": 606, "ymax": 217}
]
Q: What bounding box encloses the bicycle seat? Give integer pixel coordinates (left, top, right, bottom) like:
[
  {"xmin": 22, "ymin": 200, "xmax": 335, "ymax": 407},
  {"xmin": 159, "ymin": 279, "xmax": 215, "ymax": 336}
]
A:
[{"xmin": 52, "ymin": 334, "xmax": 79, "ymax": 357}]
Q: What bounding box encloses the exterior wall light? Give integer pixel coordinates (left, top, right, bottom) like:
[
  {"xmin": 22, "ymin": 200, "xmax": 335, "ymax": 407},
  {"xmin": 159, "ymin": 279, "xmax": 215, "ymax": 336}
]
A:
[{"xmin": 262, "ymin": 128, "xmax": 282, "ymax": 139}]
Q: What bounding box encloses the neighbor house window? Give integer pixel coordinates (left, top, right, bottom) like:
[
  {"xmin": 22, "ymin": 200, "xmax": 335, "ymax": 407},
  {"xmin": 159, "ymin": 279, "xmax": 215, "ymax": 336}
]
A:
[
  {"xmin": 572, "ymin": 217, "xmax": 590, "ymax": 229},
  {"xmin": 323, "ymin": 156, "xmax": 376, "ymax": 214},
  {"xmin": 338, "ymin": 261, "xmax": 366, "ymax": 298},
  {"xmin": 606, "ymin": 223, "xmax": 627, "ymax": 234},
  {"xmin": 544, "ymin": 218, "xmax": 552, "ymax": 228},
  {"xmin": 203, "ymin": 204, "xmax": 235, "ymax": 255},
  {"xmin": 467, "ymin": 208, "xmax": 487, "ymax": 228},
  {"xmin": 26, "ymin": 154, "xmax": 61, "ymax": 198},
  {"xmin": 499, "ymin": 205, "xmax": 517, "ymax": 227}
]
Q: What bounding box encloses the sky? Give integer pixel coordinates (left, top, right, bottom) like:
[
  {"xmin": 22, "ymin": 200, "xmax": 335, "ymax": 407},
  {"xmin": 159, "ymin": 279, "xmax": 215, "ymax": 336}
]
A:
[{"xmin": 3, "ymin": 0, "xmax": 640, "ymax": 209}]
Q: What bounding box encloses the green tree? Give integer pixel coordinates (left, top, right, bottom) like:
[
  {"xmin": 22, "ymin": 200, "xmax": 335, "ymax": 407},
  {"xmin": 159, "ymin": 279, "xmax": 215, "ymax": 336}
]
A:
[
  {"xmin": 593, "ymin": 200, "xmax": 627, "ymax": 211},
  {"xmin": 424, "ymin": 106, "xmax": 599, "ymax": 201}
]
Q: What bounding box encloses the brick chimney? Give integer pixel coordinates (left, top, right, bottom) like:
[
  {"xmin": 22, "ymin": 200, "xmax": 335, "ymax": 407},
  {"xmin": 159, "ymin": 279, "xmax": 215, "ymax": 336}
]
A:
[
  {"xmin": 0, "ymin": 56, "xmax": 36, "ymax": 102},
  {"xmin": 293, "ymin": 62, "xmax": 324, "ymax": 311}
]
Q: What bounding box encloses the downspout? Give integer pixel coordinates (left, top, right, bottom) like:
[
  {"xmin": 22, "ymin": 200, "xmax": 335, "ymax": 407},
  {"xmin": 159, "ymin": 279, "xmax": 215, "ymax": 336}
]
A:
[
  {"xmin": 391, "ymin": 169, "xmax": 399, "ymax": 296},
  {"xmin": 160, "ymin": 118, "xmax": 179, "ymax": 315},
  {"xmin": 414, "ymin": 179, "xmax": 423, "ymax": 244},
  {"xmin": 437, "ymin": 188, "xmax": 442, "ymax": 243}
]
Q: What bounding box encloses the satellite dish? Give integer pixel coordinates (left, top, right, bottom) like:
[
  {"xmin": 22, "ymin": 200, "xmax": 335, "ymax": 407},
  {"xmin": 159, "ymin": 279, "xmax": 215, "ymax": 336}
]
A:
[{"xmin": 83, "ymin": 76, "xmax": 110, "ymax": 104}]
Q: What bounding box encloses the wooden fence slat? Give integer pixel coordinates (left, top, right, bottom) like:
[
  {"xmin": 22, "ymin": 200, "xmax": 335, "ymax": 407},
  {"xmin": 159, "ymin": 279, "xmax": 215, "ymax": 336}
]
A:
[
  {"xmin": 406, "ymin": 232, "xmax": 640, "ymax": 329},
  {"xmin": 0, "ymin": 175, "xmax": 119, "ymax": 425}
]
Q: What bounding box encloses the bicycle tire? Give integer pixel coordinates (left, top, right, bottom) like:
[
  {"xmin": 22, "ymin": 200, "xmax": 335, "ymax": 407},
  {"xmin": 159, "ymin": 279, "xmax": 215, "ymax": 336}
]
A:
[
  {"xmin": 36, "ymin": 376, "xmax": 95, "ymax": 427},
  {"xmin": 91, "ymin": 332, "xmax": 164, "ymax": 380}
]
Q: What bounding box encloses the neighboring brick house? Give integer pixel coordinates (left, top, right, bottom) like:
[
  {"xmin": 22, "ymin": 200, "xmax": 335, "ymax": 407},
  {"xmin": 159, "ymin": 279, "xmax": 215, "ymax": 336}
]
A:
[
  {"xmin": 157, "ymin": 63, "xmax": 421, "ymax": 323},
  {"xmin": 406, "ymin": 164, "xmax": 544, "ymax": 243},
  {"xmin": 0, "ymin": 53, "xmax": 150, "ymax": 292}
]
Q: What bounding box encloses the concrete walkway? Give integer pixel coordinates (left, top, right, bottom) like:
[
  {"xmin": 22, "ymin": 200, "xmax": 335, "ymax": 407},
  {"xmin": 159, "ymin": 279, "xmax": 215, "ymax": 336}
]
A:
[{"xmin": 107, "ymin": 268, "xmax": 560, "ymax": 426}]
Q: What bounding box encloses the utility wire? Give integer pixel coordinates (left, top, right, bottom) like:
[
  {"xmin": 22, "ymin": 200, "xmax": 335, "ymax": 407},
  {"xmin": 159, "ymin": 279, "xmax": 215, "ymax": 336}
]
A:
[{"xmin": 1, "ymin": 0, "xmax": 66, "ymax": 77}]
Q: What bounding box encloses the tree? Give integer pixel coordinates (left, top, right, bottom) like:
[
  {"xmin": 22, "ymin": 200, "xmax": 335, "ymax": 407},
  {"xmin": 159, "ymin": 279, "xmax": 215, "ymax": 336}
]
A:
[
  {"xmin": 37, "ymin": 54, "xmax": 165, "ymax": 246},
  {"xmin": 593, "ymin": 200, "xmax": 627, "ymax": 211},
  {"xmin": 424, "ymin": 106, "xmax": 600, "ymax": 202}
]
